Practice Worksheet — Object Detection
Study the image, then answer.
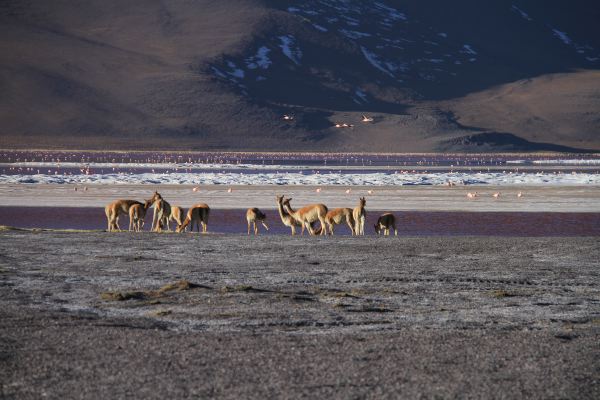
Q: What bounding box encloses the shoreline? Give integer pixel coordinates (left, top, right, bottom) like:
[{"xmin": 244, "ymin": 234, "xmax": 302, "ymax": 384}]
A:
[{"xmin": 1, "ymin": 184, "xmax": 599, "ymax": 212}]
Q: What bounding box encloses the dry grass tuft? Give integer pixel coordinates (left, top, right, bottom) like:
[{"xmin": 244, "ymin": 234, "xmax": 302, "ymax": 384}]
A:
[
  {"xmin": 150, "ymin": 309, "xmax": 172, "ymax": 317},
  {"xmin": 101, "ymin": 280, "xmax": 204, "ymax": 301},
  {"xmin": 158, "ymin": 280, "xmax": 197, "ymax": 293}
]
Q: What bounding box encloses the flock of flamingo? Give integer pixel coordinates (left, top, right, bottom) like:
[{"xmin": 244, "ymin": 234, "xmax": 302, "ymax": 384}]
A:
[
  {"xmin": 466, "ymin": 191, "xmax": 523, "ymax": 199},
  {"xmin": 104, "ymin": 191, "xmax": 398, "ymax": 236},
  {"xmin": 282, "ymin": 114, "xmax": 374, "ymax": 129}
]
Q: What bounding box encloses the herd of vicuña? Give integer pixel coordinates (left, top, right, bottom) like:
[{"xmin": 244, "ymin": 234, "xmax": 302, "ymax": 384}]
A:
[{"xmin": 105, "ymin": 191, "xmax": 398, "ymax": 236}]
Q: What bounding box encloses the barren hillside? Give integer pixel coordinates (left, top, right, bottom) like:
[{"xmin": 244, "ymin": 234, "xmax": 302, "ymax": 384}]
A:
[{"xmin": 1, "ymin": 0, "xmax": 599, "ymax": 151}]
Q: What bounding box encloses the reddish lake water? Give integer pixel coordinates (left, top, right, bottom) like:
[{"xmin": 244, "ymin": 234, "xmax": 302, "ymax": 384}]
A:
[{"xmin": 1, "ymin": 207, "xmax": 599, "ymax": 236}]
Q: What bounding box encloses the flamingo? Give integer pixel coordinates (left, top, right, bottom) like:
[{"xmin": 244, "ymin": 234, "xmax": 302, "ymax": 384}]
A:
[
  {"xmin": 345, "ymin": 189, "xmax": 352, "ymax": 194},
  {"xmin": 493, "ymin": 192, "xmax": 500, "ymax": 198},
  {"xmin": 517, "ymin": 191, "xmax": 523, "ymax": 198},
  {"xmin": 361, "ymin": 115, "xmax": 374, "ymax": 122},
  {"xmin": 316, "ymin": 188, "xmax": 322, "ymax": 193}
]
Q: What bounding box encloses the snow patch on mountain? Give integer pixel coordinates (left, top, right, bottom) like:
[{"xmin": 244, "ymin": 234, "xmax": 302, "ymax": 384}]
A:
[
  {"xmin": 511, "ymin": 5, "xmax": 532, "ymax": 21},
  {"xmin": 550, "ymin": 28, "xmax": 599, "ymax": 62},
  {"xmin": 279, "ymin": 35, "xmax": 302, "ymax": 65},
  {"xmin": 462, "ymin": 45, "xmax": 477, "ymax": 55},
  {"xmin": 339, "ymin": 29, "xmax": 372, "ymax": 39},
  {"xmin": 353, "ymin": 88, "xmax": 368, "ymax": 104},
  {"xmin": 373, "ymin": 2, "xmax": 407, "ymax": 21},
  {"xmin": 245, "ymin": 47, "xmax": 272, "ymax": 70},
  {"xmin": 360, "ymin": 46, "xmax": 395, "ymax": 78},
  {"xmin": 553, "ymin": 29, "xmax": 572, "ymax": 45}
]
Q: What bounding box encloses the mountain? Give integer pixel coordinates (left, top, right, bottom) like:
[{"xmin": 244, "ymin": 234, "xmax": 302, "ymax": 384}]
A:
[{"xmin": 1, "ymin": 0, "xmax": 599, "ymax": 152}]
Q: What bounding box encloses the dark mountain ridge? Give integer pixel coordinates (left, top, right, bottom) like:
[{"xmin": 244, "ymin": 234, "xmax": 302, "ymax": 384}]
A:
[{"xmin": 1, "ymin": 0, "xmax": 599, "ymax": 152}]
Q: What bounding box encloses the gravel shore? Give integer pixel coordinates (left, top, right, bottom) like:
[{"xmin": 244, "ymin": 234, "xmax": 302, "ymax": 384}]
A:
[{"xmin": 1, "ymin": 231, "xmax": 599, "ymax": 398}]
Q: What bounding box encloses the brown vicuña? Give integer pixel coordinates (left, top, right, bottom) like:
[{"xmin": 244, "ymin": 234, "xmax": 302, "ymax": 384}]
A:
[
  {"xmin": 374, "ymin": 213, "xmax": 398, "ymax": 236},
  {"xmin": 246, "ymin": 207, "xmax": 269, "ymax": 235},
  {"xmin": 128, "ymin": 199, "xmax": 152, "ymax": 232},
  {"xmin": 177, "ymin": 203, "xmax": 210, "ymax": 233},
  {"xmin": 151, "ymin": 198, "xmax": 172, "ymax": 232},
  {"xmin": 105, "ymin": 200, "xmax": 142, "ymax": 232},
  {"xmin": 169, "ymin": 206, "xmax": 185, "ymax": 230},
  {"xmin": 282, "ymin": 198, "xmax": 328, "ymax": 236},
  {"xmin": 325, "ymin": 208, "xmax": 355, "ymax": 235},
  {"xmin": 352, "ymin": 197, "xmax": 367, "ymax": 235},
  {"xmin": 276, "ymin": 195, "xmax": 303, "ymax": 235},
  {"xmin": 105, "ymin": 191, "xmax": 161, "ymax": 232}
]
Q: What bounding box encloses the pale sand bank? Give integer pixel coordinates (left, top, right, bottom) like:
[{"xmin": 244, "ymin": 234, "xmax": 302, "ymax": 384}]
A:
[{"xmin": 0, "ymin": 184, "xmax": 599, "ymax": 212}]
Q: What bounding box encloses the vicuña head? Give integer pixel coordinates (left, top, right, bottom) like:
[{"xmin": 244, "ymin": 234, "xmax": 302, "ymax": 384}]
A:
[{"xmin": 150, "ymin": 191, "xmax": 162, "ymax": 202}]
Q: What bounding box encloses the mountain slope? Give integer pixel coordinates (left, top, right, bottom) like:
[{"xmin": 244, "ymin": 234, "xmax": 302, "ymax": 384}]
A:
[{"xmin": 1, "ymin": 0, "xmax": 599, "ymax": 151}]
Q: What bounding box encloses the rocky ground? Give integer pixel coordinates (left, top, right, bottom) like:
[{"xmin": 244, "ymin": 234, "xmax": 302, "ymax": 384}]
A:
[{"xmin": 1, "ymin": 230, "xmax": 599, "ymax": 398}]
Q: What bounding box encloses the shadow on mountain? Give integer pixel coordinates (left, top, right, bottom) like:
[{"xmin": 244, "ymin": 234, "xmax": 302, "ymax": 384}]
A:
[{"xmin": 439, "ymin": 132, "xmax": 595, "ymax": 153}]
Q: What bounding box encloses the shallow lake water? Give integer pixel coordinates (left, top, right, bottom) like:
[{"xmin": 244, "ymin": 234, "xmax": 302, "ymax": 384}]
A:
[{"xmin": 1, "ymin": 207, "xmax": 599, "ymax": 236}]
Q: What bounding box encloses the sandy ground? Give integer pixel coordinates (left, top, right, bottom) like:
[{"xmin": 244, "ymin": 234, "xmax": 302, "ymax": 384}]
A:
[
  {"xmin": 1, "ymin": 230, "xmax": 599, "ymax": 398},
  {"xmin": 0, "ymin": 184, "xmax": 599, "ymax": 212}
]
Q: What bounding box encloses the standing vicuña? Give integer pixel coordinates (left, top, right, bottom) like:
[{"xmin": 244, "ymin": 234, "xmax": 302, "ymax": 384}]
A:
[
  {"xmin": 246, "ymin": 207, "xmax": 269, "ymax": 235},
  {"xmin": 128, "ymin": 199, "xmax": 152, "ymax": 232},
  {"xmin": 105, "ymin": 192, "xmax": 160, "ymax": 232},
  {"xmin": 281, "ymin": 198, "xmax": 328, "ymax": 236},
  {"xmin": 105, "ymin": 200, "xmax": 141, "ymax": 232},
  {"xmin": 151, "ymin": 198, "xmax": 172, "ymax": 232},
  {"xmin": 325, "ymin": 208, "xmax": 355, "ymax": 235},
  {"xmin": 352, "ymin": 197, "xmax": 367, "ymax": 235},
  {"xmin": 276, "ymin": 195, "xmax": 303, "ymax": 235},
  {"xmin": 176, "ymin": 204, "xmax": 210, "ymax": 233},
  {"xmin": 169, "ymin": 206, "xmax": 185, "ymax": 230},
  {"xmin": 374, "ymin": 213, "xmax": 398, "ymax": 236}
]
